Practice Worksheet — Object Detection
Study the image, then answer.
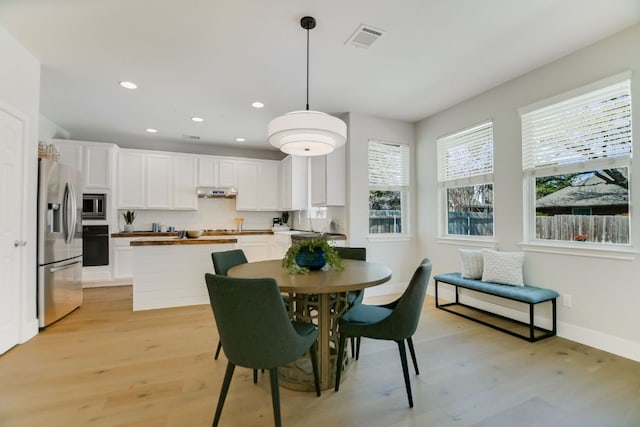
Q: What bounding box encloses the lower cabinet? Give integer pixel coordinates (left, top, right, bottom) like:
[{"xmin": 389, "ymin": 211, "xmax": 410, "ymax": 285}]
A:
[
  {"xmin": 112, "ymin": 238, "xmax": 133, "ymax": 279},
  {"xmin": 236, "ymin": 235, "xmax": 273, "ymax": 262}
]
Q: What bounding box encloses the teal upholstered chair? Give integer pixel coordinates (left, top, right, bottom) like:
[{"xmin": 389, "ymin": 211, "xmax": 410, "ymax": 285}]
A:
[
  {"xmin": 334, "ymin": 246, "xmax": 366, "ymax": 357},
  {"xmin": 204, "ymin": 274, "xmax": 321, "ymax": 427},
  {"xmin": 334, "ymin": 258, "xmax": 432, "ymax": 408},
  {"xmin": 211, "ymin": 249, "xmax": 248, "ymax": 360}
]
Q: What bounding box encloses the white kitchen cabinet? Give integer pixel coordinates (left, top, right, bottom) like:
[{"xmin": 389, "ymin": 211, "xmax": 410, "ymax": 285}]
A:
[
  {"xmin": 236, "ymin": 160, "xmax": 279, "ymax": 211},
  {"xmin": 258, "ymin": 161, "xmax": 280, "ymax": 211},
  {"xmin": 311, "ymin": 146, "xmax": 345, "ymax": 206},
  {"xmin": 53, "ymin": 140, "xmax": 84, "ymax": 174},
  {"xmin": 112, "ymin": 238, "xmax": 134, "ymax": 279},
  {"xmin": 271, "ymin": 232, "xmax": 292, "ymax": 259},
  {"xmin": 84, "ymin": 144, "xmax": 113, "ymax": 189},
  {"xmin": 280, "ymin": 155, "xmax": 308, "ymax": 211},
  {"xmin": 198, "ymin": 156, "xmax": 238, "ymax": 188},
  {"xmin": 145, "ymin": 153, "xmax": 172, "ymax": 209},
  {"xmin": 172, "ymin": 155, "xmax": 198, "ymax": 209},
  {"xmin": 117, "ymin": 150, "xmax": 146, "ymax": 209},
  {"xmin": 236, "ymin": 235, "xmax": 272, "ymax": 262}
]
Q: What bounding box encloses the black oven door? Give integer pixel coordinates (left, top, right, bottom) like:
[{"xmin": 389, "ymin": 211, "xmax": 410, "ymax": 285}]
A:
[{"xmin": 82, "ymin": 225, "xmax": 109, "ymax": 266}]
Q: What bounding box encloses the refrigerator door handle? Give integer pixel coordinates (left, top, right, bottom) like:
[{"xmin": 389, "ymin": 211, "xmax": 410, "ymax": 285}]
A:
[
  {"xmin": 68, "ymin": 182, "xmax": 78, "ymax": 243},
  {"xmin": 49, "ymin": 259, "xmax": 82, "ymax": 273}
]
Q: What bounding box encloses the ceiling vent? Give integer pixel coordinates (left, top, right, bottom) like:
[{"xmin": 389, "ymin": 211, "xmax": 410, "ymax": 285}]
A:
[{"xmin": 345, "ymin": 24, "xmax": 385, "ymax": 49}]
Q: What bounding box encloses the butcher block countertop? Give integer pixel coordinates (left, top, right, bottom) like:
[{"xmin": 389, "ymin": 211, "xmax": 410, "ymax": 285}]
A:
[
  {"xmin": 112, "ymin": 229, "xmax": 273, "ymax": 238},
  {"xmin": 129, "ymin": 237, "xmax": 238, "ymax": 247}
]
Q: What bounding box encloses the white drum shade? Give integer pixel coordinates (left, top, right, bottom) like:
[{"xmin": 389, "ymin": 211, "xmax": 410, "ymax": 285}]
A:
[{"xmin": 268, "ymin": 110, "xmax": 347, "ymax": 156}]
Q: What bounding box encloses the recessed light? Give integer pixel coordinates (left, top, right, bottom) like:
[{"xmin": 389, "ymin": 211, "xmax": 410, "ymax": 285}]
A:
[
  {"xmin": 236, "ymin": 138, "xmax": 245, "ymax": 142},
  {"xmin": 119, "ymin": 81, "xmax": 138, "ymax": 90},
  {"xmin": 251, "ymin": 102, "xmax": 264, "ymax": 108},
  {"xmin": 146, "ymin": 128, "xmax": 158, "ymax": 133},
  {"xmin": 191, "ymin": 117, "xmax": 204, "ymax": 122}
]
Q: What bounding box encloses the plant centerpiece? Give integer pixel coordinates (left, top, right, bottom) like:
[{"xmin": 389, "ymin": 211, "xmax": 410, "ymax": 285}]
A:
[
  {"xmin": 123, "ymin": 210, "xmax": 136, "ymax": 232},
  {"xmin": 280, "ymin": 211, "xmax": 290, "ymax": 227},
  {"xmin": 283, "ymin": 236, "xmax": 344, "ymax": 274}
]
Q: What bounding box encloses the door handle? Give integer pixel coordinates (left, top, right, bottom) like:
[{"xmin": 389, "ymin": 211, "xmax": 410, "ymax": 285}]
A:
[
  {"xmin": 14, "ymin": 240, "xmax": 27, "ymax": 247},
  {"xmin": 50, "ymin": 260, "xmax": 82, "ymax": 273}
]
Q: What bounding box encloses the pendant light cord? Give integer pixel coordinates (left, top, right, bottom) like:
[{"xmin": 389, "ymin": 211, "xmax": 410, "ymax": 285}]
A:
[{"xmin": 306, "ymin": 25, "xmax": 310, "ymax": 111}]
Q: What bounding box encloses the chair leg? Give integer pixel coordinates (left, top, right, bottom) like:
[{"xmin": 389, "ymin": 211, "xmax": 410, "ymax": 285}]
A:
[
  {"xmin": 269, "ymin": 368, "xmax": 282, "ymax": 427},
  {"xmin": 355, "ymin": 337, "xmax": 362, "ymax": 360},
  {"xmin": 309, "ymin": 341, "xmax": 321, "ymax": 397},
  {"xmin": 214, "ymin": 340, "xmax": 222, "ymax": 360},
  {"xmin": 334, "ymin": 333, "xmax": 348, "ymax": 391},
  {"xmin": 396, "ymin": 340, "xmax": 414, "ymax": 408},
  {"xmin": 350, "ymin": 337, "xmax": 355, "ymax": 358},
  {"xmin": 253, "ymin": 369, "xmax": 258, "ymax": 384},
  {"xmin": 213, "ymin": 362, "xmax": 235, "ymax": 427},
  {"xmin": 407, "ymin": 337, "xmax": 419, "ymax": 375}
]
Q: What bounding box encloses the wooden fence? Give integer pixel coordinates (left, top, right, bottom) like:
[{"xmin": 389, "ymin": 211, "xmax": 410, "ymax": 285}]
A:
[
  {"xmin": 536, "ymin": 215, "xmax": 629, "ymax": 243},
  {"xmin": 447, "ymin": 212, "xmax": 493, "ymax": 236}
]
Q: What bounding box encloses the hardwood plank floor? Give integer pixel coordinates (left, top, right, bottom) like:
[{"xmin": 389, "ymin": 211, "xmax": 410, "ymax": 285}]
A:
[{"xmin": 1, "ymin": 285, "xmax": 639, "ymax": 426}]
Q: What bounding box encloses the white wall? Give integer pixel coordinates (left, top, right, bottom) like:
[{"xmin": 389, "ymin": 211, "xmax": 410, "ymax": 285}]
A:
[
  {"xmin": 346, "ymin": 112, "xmax": 418, "ymax": 296},
  {"xmin": 39, "ymin": 114, "xmax": 70, "ymax": 140},
  {"xmin": 416, "ymin": 24, "xmax": 640, "ymax": 360},
  {"xmin": 0, "ymin": 25, "xmax": 40, "ymax": 343}
]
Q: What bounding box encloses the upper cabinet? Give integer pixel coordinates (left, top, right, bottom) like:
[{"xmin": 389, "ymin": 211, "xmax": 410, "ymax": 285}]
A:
[
  {"xmin": 117, "ymin": 150, "xmax": 146, "ymax": 209},
  {"xmin": 117, "ymin": 149, "xmax": 197, "ymax": 210},
  {"xmin": 236, "ymin": 160, "xmax": 280, "ymax": 211},
  {"xmin": 53, "ymin": 139, "xmax": 115, "ymax": 191},
  {"xmin": 197, "ymin": 156, "xmax": 238, "ymax": 188},
  {"xmin": 280, "ymin": 155, "xmax": 308, "ymax": 211},
  {"xmin": 311, "ymin": 146, "xmax": 345, "ymax": 206}
]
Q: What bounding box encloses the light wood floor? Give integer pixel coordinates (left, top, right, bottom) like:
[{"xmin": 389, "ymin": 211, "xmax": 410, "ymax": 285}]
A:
[{"xmin": 1, "ymin": 286, "xmax": 639, "ymax": 427}]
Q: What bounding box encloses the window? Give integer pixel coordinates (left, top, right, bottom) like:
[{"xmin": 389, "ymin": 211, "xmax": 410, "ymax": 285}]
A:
[
  {"xmin": 368, "ymin": 140, "xmax": 409, "ymax": 235},
  {"xmin": 521, "ymin": 74, "xmax": 632, "ymax": 244},
  {"xmin": 437, "ymin": 121, "xmax": 494, "ymax": 237}
]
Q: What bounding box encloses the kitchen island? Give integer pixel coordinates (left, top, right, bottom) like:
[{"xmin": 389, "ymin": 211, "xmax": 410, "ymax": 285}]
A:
[{"xmin": 131, "ymin": 236, "xmax": 238, "ymax": 311}]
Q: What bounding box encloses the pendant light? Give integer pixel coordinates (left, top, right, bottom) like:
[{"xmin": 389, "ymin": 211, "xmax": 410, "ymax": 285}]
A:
[{"xmin": 268, "ymin": 16, "xmax": 347, "ymax": 156}]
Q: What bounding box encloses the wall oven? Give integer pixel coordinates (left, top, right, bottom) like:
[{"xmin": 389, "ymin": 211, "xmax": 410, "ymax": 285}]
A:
[
  {"xmin": 82, "ymin": 225, "xmax": 109, "ymax": 266},
  {"xmin": 82, "ymin": 193, "xmax": 106, "ymax": 220}
]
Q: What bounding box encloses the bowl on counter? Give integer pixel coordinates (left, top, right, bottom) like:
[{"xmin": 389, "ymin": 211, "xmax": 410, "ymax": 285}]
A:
[{"xmin": 186, "ymin": 230, "xmax": 203, "ymax": 238}]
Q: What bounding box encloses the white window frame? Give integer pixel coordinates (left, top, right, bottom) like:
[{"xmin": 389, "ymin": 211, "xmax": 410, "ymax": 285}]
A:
[
  {"xmin": 368, "ymin": 139, "xmax": 410, "ymax": 238},
  {"xmin": 437, "ymin": 121, "xmax": 495, "ymax": 241},
  {"xmin": 519, "ymin": 72, "xmax": 633, "ymax": 253}
]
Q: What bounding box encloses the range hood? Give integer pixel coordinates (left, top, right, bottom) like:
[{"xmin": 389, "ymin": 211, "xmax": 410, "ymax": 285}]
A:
[{"xmin": 196, "ymin": 187, "xmax": 237, "ymax": 198}]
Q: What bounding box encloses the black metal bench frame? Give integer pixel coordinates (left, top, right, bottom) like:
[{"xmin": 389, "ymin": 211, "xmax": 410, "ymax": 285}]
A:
[{"xmin": 434, "ymin": 277, "xmax": 557, "ymax": 342}]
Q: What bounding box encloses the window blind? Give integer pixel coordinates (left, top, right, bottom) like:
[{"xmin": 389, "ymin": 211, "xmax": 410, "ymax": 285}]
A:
[
  {"xmin": 521, "ymin": 79, "xmax": 632, "ymax": 172},
  {"xmin": 437, "ymin": 121, "xmax": 494, "ymax": 182},
  {"xmin": 368, "ymin": 140, "xmax": 409, "ymax": 189}
]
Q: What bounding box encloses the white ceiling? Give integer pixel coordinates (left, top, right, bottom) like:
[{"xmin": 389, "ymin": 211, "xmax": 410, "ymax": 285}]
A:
[{"xmin": 1, "ymin": 0, "xmax": 639, "ymax": 154}]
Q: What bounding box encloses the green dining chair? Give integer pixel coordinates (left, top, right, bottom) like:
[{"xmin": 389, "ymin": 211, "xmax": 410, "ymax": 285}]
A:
[
  {"xmin": 204, "ymin": 274, "xmax": 321, "ymax": 427},
  {"xmin": 334, "ymin": 246, "xmax": 367, "ymax": 358},
  {"xmin": 211, "ymin": 249, "xmax": 248, "ymax": 360},
  {"xmin": 334, "ymin": 258, "xmax": 432, "ymax": 408}
]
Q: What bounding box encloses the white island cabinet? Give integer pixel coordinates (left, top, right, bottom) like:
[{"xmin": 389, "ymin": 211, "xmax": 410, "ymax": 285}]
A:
[{"xmin": 131, "ymin": 237, "xmax": 236, "ymax": 311}]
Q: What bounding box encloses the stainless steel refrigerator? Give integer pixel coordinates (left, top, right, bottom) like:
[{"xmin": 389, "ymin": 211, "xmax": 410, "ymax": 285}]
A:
[{"xmin": 37, "ymin": 158, "xmax": 83, "ymax": 328}]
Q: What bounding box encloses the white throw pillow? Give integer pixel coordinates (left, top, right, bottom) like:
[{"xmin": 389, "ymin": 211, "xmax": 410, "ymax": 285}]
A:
[
  {"xmin": 459, "ymin": 249, "xmax": 484, "ymax": 279},
  {"xmin": 481, "ymin": 249, "xmax": 525, "ymax": 286}
]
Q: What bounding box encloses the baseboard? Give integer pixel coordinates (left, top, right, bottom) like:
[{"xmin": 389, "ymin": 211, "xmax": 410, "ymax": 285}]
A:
[
  {"xmin": 428, "ymin": 286, "xmax": 640, "ymax": 362},
  {"xmin": 558, "ymin": 322, "xmax": 640, "ymax": 362},
  {"xmin": 83, "ymin": 278, "xmax": 131, "ymax": 288},
  {"xmin": 20, "ymin": 318, "xmax": 39, "ymax": 344}
]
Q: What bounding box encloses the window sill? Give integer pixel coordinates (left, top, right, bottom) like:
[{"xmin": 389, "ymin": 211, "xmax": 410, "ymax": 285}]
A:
[
  {"xmin": 367, "ymin": 234, "xmax": 412, "ymax": 243},
  {"xmin": 436, "ymin": 236, "xmax": 498, "ymax": 248},
  {"xmin": 518, "ymin": 241, "xmax": 638, "ymax": 261}
]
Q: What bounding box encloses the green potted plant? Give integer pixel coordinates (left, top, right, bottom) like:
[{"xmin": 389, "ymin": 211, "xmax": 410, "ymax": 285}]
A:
[
  {"xmin": 123, "ymin": 210, "xmax": 136, "ymax": 232},
  {"xmin": 283, "ymin": 236, "xmax": 344, "ymax": 274},
  {"xmin": 280, "ymin": 211, "xmax": 290, "ymax": 227}
]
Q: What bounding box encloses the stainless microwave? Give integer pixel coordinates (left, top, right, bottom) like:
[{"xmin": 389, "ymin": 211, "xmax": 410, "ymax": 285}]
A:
[{"xmin": 82, "ymin": 193, "xmax": 106, "ymax": 220}]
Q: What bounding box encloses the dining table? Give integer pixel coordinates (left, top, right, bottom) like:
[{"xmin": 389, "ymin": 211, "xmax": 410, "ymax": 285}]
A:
[{"xmin": 227, "ymin": 258, "xmax": 392, "ymax": 391}]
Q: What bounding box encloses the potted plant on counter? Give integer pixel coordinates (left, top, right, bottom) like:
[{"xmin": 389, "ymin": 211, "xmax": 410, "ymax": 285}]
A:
[
  {"xmin": 283, "ymin": 236, "xmax": 344, "ymax": 274},
  {"xmin": 123, "ymin": 210, "xmax": 136, "ymax": 232}
]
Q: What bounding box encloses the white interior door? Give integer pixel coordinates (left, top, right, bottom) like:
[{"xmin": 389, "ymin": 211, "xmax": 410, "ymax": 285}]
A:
[{"xmin": 0, "ymin": 105, "xmax": 25, "ymax": 354}]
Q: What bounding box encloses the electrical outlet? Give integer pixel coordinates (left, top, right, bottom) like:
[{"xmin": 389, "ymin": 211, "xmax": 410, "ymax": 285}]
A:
[{"xmin": 562, "ymin": 294, "xmax": 573, "ymax": 308}]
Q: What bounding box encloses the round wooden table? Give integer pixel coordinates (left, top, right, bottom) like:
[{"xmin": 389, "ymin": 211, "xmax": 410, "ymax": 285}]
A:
[{"xmin": 228, "ymin": 259, "xmax": 392, "ymax": 391}]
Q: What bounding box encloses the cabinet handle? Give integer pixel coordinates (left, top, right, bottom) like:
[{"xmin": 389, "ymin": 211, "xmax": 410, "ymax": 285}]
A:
[{"xmin": 14, "ymin": 240, "xmax": 26, "ymax": 247}]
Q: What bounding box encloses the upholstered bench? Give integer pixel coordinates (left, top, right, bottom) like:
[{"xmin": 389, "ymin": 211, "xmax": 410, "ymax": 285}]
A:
[{"xmin": 433, "ymin": 272, "xmax": 559, "ymax": 342}]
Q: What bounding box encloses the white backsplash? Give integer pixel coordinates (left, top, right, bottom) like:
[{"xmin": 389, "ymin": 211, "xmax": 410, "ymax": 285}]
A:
[
  {"xmin": 115, "ymin": 199, "xmax": 346, "ymax": 234},
  {"xmin": 116, "ymin": 198, "xmax": 280, "ymax": 232}
]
